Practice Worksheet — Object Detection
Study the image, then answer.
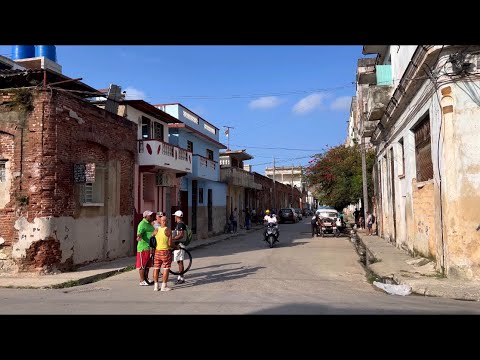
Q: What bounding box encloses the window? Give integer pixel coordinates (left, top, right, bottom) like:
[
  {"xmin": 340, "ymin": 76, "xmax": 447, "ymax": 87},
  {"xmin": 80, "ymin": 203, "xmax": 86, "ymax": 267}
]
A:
[
  {"xmin": 0, "ymin": 160, "xmax": 6, "ymax": 182},
  {"xmin": 206, "ymin": 149, "xmax": 214, "ymax": 160},
  {"xmin": 82, "ymin": 166, "xmax": 105, "ymax": 205},
  {"xmin": 399, "ymin": 138, "xmax": 405, "ymax": 176},
  {"xmin": 199, "ymin": 188, "xmax": 204, "ymax": 204},
  {"xmin": 413, "ymin": 114, "xmax": 433, "ymax": 182},
  {"xmin": 187, "ymin": 141, "xmax": 193, "ymax": 152},
  {"xmin": 141, "ymin": 116, "xmax": 151, "ymax": 139},
  {"xmin": 153, "ymin": 122, "xmax": 164, "ymax": 142}
]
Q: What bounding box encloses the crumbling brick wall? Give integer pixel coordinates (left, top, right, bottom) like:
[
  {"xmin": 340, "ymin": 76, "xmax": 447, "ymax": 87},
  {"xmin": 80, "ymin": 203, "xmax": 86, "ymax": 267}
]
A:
[{"xmin": 0, "ymin": 89, "xmax": 137, "ymax": 272}]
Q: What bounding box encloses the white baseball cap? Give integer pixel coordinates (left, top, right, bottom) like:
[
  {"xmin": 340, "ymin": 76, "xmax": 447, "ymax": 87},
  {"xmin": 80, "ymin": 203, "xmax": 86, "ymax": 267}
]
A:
[
  {"xmin": 174, "ymin": 210, "xmax": 183, "ymax": 217},
  {"xmin": 143, "ymin": 210, "xmax": 153, "ymax": 217}
]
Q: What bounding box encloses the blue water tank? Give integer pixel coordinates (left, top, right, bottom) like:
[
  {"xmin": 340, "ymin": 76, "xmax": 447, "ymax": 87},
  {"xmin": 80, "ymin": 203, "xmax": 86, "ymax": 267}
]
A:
[
  {"xmin": 11, "ymin": 45, "xmax": 35, "ymax": 60},
  {"xmin": 35, "ymin": 45, "xmax": 57, "ymax": 62}
]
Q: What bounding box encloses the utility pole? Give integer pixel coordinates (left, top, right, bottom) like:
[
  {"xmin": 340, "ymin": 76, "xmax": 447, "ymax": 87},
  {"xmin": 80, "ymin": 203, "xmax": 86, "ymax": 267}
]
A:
[
  {"xmin": 291, "ymin": 165, "xmax": 294, "ymax": 207},
  {"xmin": 223, "ymin": 126, "xmax": 234, "ymax": 151},
  {"xmin": 361, "ymin": 136, "xmax": 369, "ymax": 222},
  {"xmin": 273, "ymin": 157, "xmax": 276, "ymax": 212}
]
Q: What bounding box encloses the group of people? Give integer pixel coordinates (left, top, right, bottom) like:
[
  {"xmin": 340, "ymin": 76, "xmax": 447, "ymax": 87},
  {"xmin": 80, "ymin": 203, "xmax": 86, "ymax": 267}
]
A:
[
  {"xmin": 227, "ymin": 207, "xmax": 258, "ymax": 233},
  {"xmin": 353, "ymin": 207, "xmax": 376, "ymax": 235},
  {"xmin": 135, "ymin": 209, "xmax": 187, "ymax": 292}
]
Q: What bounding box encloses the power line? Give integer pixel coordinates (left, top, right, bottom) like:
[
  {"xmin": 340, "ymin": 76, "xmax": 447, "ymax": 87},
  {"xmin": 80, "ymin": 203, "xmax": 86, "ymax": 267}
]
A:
[{"xmin": 229, "ymin": 144, "xmax": 322, "ymax": 151}]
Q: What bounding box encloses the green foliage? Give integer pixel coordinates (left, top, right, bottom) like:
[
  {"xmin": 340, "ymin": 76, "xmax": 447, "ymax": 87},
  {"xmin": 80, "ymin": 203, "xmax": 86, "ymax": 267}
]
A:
[{"xmin": 305, "ymin": 144, "xmax": 375, "ymax": 210}]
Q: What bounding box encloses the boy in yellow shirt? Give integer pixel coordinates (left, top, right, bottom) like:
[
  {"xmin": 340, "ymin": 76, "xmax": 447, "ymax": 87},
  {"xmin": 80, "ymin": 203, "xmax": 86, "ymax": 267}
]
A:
[{"xmin": 151, "ymin": 216, "xmax": 174, "ymax": 292}]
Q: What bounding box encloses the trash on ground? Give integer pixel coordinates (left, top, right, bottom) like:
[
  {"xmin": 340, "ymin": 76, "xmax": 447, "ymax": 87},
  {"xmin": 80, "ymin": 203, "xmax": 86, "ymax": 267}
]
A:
[{"xmin": 373, "ymin": 281, "xmax": 412, "ymax": 296}]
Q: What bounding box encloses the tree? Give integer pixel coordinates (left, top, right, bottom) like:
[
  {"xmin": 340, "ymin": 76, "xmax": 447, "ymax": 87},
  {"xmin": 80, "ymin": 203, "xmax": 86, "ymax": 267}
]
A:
[{"xmin": 305, "ymin": 144, "xmax": 375, "ymax": 211}]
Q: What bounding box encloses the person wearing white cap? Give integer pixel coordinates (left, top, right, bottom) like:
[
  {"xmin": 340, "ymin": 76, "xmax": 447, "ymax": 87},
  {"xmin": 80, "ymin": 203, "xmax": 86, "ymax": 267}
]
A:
[
  {"xmin": 136, "ymin": 210, "xmax": 155, "ymax": 286},
  {"xmin": 172, "ymin": 210, "xmax": 187, "ymax": 284}
]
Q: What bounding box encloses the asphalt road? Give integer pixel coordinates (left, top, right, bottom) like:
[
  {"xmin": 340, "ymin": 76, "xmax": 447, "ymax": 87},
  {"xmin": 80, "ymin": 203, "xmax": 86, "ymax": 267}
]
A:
[{"xmin": 1, "ymin": 220, "xmax": 480, "ymax": 314}]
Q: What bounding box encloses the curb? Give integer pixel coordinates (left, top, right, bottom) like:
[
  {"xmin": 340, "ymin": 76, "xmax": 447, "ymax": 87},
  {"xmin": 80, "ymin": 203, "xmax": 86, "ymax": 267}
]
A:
[
  {"xmin": 1, "ymin": 226, "xmax": 265, "ymax": 290},
  {"xmin": 355, "ymin": 232, "xmax": 480, "ymax": 301}
]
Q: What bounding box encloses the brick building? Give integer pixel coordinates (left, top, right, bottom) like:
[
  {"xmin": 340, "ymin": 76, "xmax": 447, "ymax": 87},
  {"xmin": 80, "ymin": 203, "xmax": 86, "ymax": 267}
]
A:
[
  {"xmin": 0, "ymin": 69, "xmax": 137, "ymax": 273},
  {"xmin": 253, "ymin": 172, "xmax": 302, "ymax": 215}
]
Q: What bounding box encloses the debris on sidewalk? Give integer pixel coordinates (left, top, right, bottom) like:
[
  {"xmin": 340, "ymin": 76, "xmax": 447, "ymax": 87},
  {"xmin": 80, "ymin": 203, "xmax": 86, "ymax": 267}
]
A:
[{"xmin": 373, "ymin": 281, "xmax": 412, "ymax": 296}]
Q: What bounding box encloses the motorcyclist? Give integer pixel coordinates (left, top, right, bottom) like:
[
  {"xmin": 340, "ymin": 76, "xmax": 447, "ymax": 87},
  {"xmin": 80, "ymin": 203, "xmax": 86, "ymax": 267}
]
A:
[
  {"xmin": 263, "ymin": 210, "xmax": 279, "ymax": 241},
  {"xmin": 311, "ymin": 212, "xmax": 319, "ymax": 236}
]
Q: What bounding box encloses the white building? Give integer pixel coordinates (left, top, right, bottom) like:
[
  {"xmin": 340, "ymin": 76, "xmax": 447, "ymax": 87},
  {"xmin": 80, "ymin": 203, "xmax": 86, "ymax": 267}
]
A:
[{"xmin": 358, "ymin": 45, "xmax": 480, "ymax": 280}]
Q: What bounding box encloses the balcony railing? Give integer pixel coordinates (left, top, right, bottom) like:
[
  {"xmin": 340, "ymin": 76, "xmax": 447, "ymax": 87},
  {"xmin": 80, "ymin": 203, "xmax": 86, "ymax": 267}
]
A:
[
  {"xmin": 220, "ymin": 166, "xmax": 262, "ymax": 189},
  {"xmin": 192, "ymin": 154, "xmax": 219, "ymax": 181},
  {"xmin": 138, "ymin": 139, "xmax": 192, "ymax": 173}
]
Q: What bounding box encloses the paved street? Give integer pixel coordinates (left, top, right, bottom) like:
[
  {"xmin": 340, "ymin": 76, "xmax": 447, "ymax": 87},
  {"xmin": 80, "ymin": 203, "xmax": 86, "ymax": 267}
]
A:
[{"xmin": 1, "ymin": 220, "xmax": 480, "ymax": 314}]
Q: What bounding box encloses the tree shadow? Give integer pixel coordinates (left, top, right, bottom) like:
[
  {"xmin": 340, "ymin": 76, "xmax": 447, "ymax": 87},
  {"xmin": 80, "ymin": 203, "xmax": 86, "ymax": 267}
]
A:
[
  {"xmin": 247, "ymin": 302, "xmax": 478, "ymax": 315},
  {"xmin": 172, "ymin": 265, "xmax": 266, "ymax": 289}
]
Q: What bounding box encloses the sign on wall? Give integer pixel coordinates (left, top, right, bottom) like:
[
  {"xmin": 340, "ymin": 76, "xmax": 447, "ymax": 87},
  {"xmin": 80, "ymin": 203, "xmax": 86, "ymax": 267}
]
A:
[{"xmin": 73, "ymin": 163, "xmax": 96, "ymax": 183}]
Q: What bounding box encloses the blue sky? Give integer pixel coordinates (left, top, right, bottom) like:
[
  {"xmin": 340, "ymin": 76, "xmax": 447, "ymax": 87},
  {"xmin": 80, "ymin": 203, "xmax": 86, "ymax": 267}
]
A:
[{"xmin": 0, "ymin": 45, "xmax": 362, "ymax": 173}]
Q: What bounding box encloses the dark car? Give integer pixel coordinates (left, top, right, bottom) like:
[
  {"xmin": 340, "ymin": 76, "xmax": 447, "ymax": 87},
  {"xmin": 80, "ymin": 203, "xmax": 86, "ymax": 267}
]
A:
[{"xmin": 279, "ymin": 208, "xmax": 297, "ymax": 224}]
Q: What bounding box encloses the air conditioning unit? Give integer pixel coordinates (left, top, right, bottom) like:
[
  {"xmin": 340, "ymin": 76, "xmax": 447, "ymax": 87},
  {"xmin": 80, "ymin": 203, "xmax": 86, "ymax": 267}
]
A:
[{"xmin": 156, "ymin": 172, "xmax": 171, "ymax": 187}]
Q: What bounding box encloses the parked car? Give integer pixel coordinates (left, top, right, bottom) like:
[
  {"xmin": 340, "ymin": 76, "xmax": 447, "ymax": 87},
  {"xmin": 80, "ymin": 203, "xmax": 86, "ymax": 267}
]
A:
[
  {"xmin": 279, "ymin": 208, "xmax": 297, "ymax": 223},
  {"xmin": 294, "ymin": 208, "xmax": 303, "ymax": 220}
]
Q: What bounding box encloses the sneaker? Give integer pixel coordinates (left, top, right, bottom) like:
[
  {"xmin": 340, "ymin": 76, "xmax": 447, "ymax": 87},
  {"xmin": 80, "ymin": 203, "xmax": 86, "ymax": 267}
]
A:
[
  {"xmin": 174, "ymin": 279, "xmax": 185, "ymax": 285},
  {"xmin": 160, "ymin": 286, "xmax": 172, "ymax": 292},
  {"xmin": 154, "ymin": 284, "xmax": 159, "ymax": 291},
  {"xmin": 139, "ymin": 280, "xmax": 149, "ymax": 286}
]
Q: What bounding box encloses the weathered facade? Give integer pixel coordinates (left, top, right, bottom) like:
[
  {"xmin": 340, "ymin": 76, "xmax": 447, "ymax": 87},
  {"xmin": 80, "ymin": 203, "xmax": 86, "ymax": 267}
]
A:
[
  {"xmin": 159, "ymin": 103, "xmax": 227, "ymax": 239},
  {"xmin": 358, "ymin": 45, "xmax": 480, "ymax": 280},
  {"xmin": 253, "ymin": 171, "xmax": 302, "ymax": 214},
  {"xmin": 220, "ymin": 150, "xmax": 261, "ymax": 227},
  {"xmin": 0, "ymin": 73, "xmax": 137, "ymax": 273},
  {"xmin": 114, "ymin": 100, "xmax": 191, "ymax": 230}
]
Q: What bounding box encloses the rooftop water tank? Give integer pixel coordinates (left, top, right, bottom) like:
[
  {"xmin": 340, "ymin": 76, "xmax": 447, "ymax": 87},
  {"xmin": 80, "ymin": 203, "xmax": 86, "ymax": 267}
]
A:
[
  {"xmin": 11, "ymin": 45, "xmax": 35, "ymax": 60},
  {"xmin": 35, "ymin": 45, "xmax": 57, "ymax": 62}
]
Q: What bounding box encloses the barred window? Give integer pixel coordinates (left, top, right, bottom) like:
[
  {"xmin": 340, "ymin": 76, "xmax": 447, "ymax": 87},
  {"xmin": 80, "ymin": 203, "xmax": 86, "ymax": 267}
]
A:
[
  {"xmin": 413, "ymin": 114, "xmax": 433, "ymax": 182},
  {"xmin": 82, "ymin": 166, "xmax": 105, "ymax": 205}
]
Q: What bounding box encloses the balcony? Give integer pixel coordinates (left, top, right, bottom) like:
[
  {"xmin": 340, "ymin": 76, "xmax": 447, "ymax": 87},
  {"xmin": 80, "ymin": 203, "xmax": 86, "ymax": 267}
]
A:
[
  {"xmin": 357, "ymin": 58, "xmax": 376, "ymax": 85},
  {"xmin": 220, "ymin": 167, "xmax": 262, "ymax": 190},
  {"xmin": 362, "ymin": 45, "xmax": 389, "ymax": 58},
  {"xmin": 366, "ymin": 83, "xmax": 394, "ymax": 121},
  {"xmin": 138, "ymin": 140, "xmax": 192, "ymax": 173},
  {"xmin": 192, "ymin": 154, "xmax": 219, "ymax": 181}
]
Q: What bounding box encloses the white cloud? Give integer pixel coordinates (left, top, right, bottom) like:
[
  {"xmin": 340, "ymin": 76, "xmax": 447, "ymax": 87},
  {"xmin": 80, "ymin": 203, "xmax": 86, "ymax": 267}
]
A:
[
  {"xmin": 330, "ymin": 96, "xmax": 351, "ymax": 111},
  {"xmin": 124, "ymin": 86, "xmax": 146, "ymax": 100},
  {"xmin": 292, "ymin": 93, "xmax": 329, "ymax": 115},
  {"xmin": 249, "ymin": 96, "xmax": 283, "ymax": 109}
]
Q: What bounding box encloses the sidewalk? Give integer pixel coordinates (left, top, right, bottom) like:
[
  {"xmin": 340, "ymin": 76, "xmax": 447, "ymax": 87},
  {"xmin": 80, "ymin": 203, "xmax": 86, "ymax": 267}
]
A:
[
  {"xmin": 0, "ymin": 225, "xmax": 263, "ymax": 289},
  {"xmin": 356, "ymin": 230, "xmax": 480, "ymax": 301}
]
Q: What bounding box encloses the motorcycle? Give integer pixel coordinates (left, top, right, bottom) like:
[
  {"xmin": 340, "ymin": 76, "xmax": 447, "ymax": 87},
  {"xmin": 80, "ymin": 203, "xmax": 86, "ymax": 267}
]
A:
[{"xmin": 264, "ymin": 223, "xmax": 279, "ymax": 248}]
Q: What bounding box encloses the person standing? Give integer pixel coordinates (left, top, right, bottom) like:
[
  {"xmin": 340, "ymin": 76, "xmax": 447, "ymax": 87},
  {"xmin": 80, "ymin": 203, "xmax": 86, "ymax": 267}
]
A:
[
  {"xmin": 245, "ymin": 207, "xmax": 251, "ymax": 230},
  {"xmin": 366, "ymin": 212, "xmax": 373, "ymax": 236},
  {"xmin": 153, "ymin": 211, "xmax": 165, "ymax": 229},
  {"xmin": 151, "ymin": 215, "xmax": 173, "ymax": 292},
  {"xmin": 172, "ymin": 210, "xmax": 187, "ymax": 285},
  {"xmin": 232, "ymin": 207, "xmax": 238, "ymax": 233},
  {"xmin": 136, "ymin": 210, "xmax": 155, "ymax": 286}
]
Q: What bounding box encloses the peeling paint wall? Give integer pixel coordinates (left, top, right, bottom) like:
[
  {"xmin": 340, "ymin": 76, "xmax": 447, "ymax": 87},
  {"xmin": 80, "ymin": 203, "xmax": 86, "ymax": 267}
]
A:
[
  {"xmin": 375, "ymin": 49, "xmax": 480, "ymax": 279},
  {"xmin": 411, "ymin": 179, "xmax": 436, "ymax": 257},
  {"xmin": 13, "ymin": 215, "xmax": 133, "ymax": 267},
  {"xmin": 441, "ymin": 81, "xmax": 480, "ymax": 279}
]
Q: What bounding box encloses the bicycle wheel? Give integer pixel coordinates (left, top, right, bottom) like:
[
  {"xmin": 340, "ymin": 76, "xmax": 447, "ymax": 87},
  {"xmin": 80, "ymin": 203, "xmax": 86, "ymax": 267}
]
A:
[{"xmin": 169, "ymin": 248, "xmax": 192, "ymax": 276}]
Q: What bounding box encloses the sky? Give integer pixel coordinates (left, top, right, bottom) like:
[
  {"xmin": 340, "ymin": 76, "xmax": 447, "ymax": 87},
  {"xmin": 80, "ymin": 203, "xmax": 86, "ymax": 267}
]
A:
[{"xmin": 0, "ymin": 45, "xmax": 362, "ymax": 174}]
